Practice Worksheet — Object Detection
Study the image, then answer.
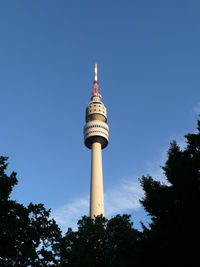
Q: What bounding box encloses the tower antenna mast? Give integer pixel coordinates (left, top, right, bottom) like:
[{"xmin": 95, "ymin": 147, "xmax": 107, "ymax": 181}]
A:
[{"xmin": 92, "ymin": 63, "xmax": 99, "ymax": 95}]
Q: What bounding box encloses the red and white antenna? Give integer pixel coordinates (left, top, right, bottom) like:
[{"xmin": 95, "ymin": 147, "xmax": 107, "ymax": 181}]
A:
[{"xmin": 92, "ymin": 62, "xmax": 99, "ymax": 95}]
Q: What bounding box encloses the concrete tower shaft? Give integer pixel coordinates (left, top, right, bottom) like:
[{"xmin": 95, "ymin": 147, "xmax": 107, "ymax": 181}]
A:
[
  {"xmin": 90, "ymin": 142, "xmax": 104, "ymax": 217},
  {"xmin": 84, "ymin": 63, "xmax": 109, "ymax": 218}
]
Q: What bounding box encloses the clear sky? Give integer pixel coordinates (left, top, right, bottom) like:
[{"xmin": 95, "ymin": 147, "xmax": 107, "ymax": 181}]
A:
[{"xmin": 0, "ymin": 0, "xmax": 200, "ymax": 231}]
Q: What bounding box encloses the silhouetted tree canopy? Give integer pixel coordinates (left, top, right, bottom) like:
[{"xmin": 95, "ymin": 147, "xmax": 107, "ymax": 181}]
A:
[
  {"xmin": 59, "ymin": 214, "xmax": 140, "ymax": 267},
  {"xmin": 139, "ymin": 120, "xmax": 200, "ymax": 266},
  {"xmin": 1, "ymin": 120, "xmax": 200, "ymax": 266},
  {"xmin": 0, "ymin": 156, "xmax": 62, "ymax": 266}
]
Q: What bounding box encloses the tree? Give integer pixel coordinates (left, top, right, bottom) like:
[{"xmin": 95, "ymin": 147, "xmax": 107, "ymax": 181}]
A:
[
  {"xmin": 3, "ymin": 119, "xmax": 200, "ymax": 266},
  {"xmin": 139, "ymin": 120, "xmax": 200, "ymax": 267},
  {"xmin": 60, "ymin": 214, "xmax": 140, "ymax": 267},
  {"xmin": 60, "ymin": 215, "xmax": 107, "ymax": 267},
  {"xmin": 0, "ymin": 156, "xmax": 62, "ymax": 266},
  {"xmin": 106, "ymin": 214, "xmax": 140, "ymax": 267}
]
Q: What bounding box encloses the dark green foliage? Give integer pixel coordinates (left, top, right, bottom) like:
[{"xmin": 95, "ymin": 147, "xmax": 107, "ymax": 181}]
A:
[
  {"xmin": 0, "ymin": 156, "xmax": 62, "ymax": 266},
  {"xmin": 139, "ymin": 121, "xmax": 200, "ymax": 267},
  {"xmin": 1, "ymin": 119, "xmax": 200, "ymax": 266},
  {"xmin": 0, "ymin": 156, "xmax": 18, "ymax": 201},
  {"xmin": 106, "ymin": 214, "xmax": 139, "ymax": 267},
  {"xmin": 61, "ymin": 215, "xmax": 107, "ymax": 267},
  {"xmin": 60, "ymin": 214, "xmax": 140, "ymax": 267}
]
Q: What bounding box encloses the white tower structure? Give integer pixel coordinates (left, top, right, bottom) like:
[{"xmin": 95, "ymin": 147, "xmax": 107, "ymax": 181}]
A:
[{"xmin": 84, "ymin": 63, "xmax": 109, "ymax": 218}]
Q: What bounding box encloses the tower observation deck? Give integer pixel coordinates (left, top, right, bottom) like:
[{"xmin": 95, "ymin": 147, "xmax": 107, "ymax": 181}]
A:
[{"xmin": 84, "ymin": 63, "xmax": 109, "ymax": 218}]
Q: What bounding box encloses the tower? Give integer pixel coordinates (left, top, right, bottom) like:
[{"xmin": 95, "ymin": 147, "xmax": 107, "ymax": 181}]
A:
[{"xmin": 84, "ymin": 63, "xmax": 109, "ymax": 218}]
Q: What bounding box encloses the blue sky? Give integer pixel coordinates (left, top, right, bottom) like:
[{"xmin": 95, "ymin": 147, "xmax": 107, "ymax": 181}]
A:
[{"xmin": 0, "ymin": 0, "xmax": 200, "ymax": 231}]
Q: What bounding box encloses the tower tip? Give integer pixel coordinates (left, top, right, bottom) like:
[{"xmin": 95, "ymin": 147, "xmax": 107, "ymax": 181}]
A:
[
  {"xmin": 94, "ymin": 62, "xmax": 98, "ymax": 82},
  {"xmin": 92, "ymin": 62, "xmax": 99, "ymax": 95}
]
